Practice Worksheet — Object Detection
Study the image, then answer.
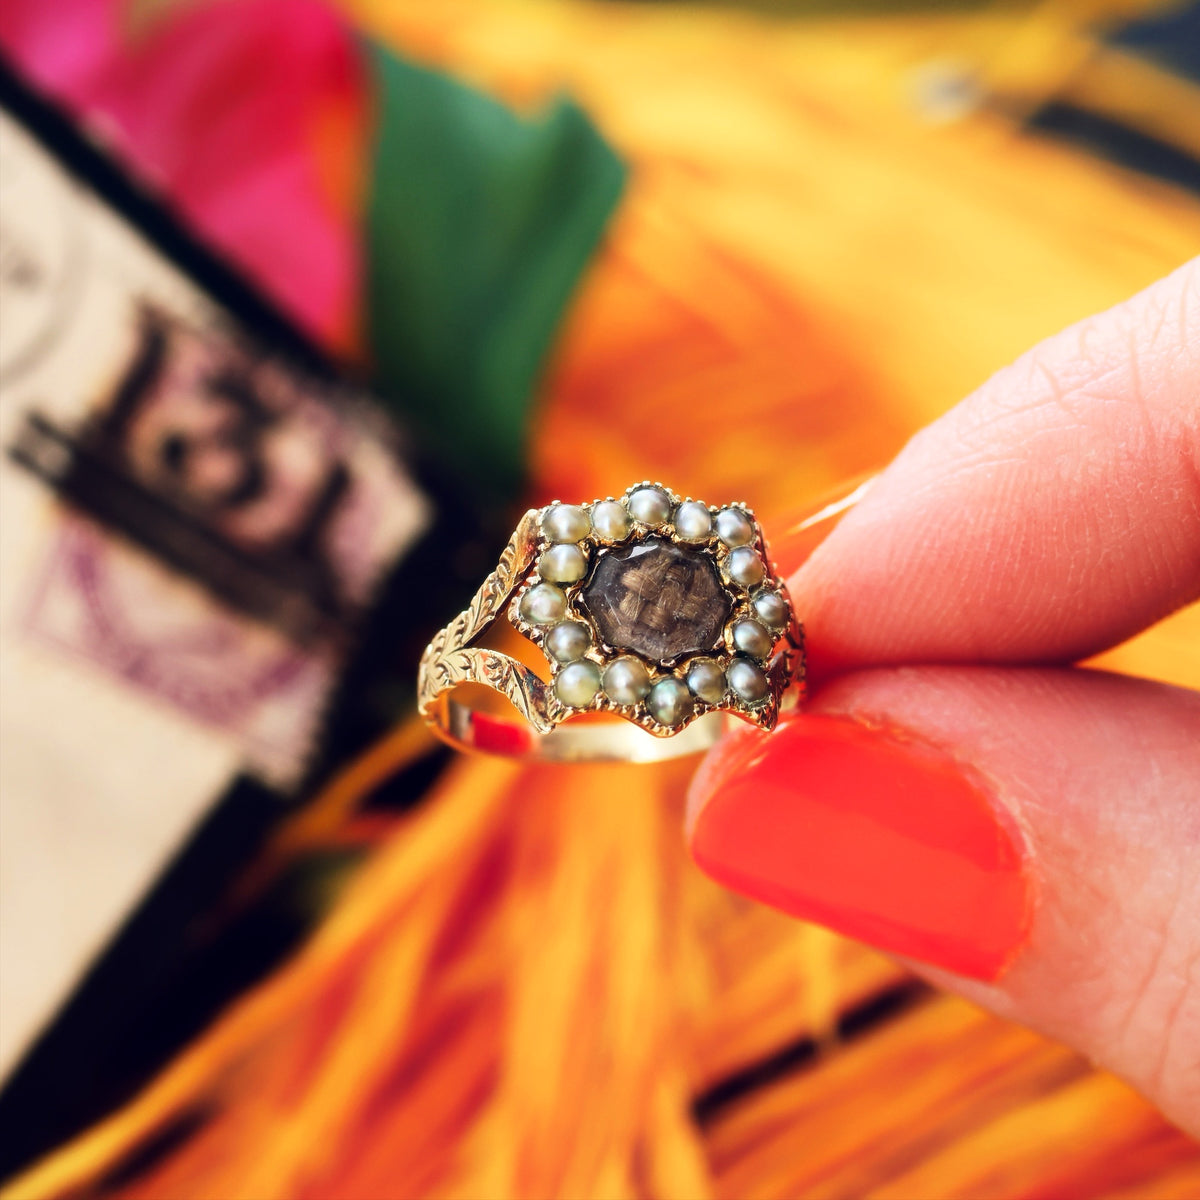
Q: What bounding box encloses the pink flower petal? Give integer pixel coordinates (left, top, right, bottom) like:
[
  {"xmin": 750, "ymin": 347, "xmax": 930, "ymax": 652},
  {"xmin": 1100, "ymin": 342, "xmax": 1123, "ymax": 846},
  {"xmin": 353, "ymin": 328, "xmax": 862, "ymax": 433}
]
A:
[
  {"xmin": 3, "ymin": 0, "xmax": 364, "ymax": 346},
  {"xmin": 0, "ymin": 0, "xmax": 122, "ymax": 99}
]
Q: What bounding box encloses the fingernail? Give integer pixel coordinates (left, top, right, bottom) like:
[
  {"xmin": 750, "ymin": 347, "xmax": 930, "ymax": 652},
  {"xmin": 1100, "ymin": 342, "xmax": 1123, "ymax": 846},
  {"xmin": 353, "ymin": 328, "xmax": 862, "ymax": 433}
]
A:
[
  {"xmin": 688, "ymin": 714, "xmax": 1032, "ymax": 980},
  {"xmin": 769, "ymin": 472, "xmax": 877, "ymax": 578}
]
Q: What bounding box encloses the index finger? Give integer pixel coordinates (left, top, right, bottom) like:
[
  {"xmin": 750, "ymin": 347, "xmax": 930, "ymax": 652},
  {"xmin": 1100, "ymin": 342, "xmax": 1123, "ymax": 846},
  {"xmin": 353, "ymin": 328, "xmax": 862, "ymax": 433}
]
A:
[{"xmin": 787, "ymin": 258, "xmax": 1200, "ymax": 679}]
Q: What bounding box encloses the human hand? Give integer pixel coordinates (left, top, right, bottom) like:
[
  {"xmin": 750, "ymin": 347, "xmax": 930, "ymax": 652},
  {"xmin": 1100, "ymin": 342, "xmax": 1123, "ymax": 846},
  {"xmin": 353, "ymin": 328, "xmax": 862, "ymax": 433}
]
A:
[{"xmin": 687, "ymin": 259, "xmax": 1200, "ymax": 1135}]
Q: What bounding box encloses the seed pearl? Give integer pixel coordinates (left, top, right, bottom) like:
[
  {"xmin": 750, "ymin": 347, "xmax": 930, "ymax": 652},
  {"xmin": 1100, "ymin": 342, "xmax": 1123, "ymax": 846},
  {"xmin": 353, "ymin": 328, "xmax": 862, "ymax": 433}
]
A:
[
  {"xmin": 732, "ymin": 618, "xmax": 774, "ymax": 660},
  {"xmin": 519, "ymin": 582, "xmax": 567, "ymax": 625},
  {"xmin": 715, "ymin": 507, "xmax": 754, "ymax": 547},
  {"xmin": 539, "ymin": 543, "xmax": 587, "ymax": 584},
  {"xmin": 555, "ymin": 659, "xmax": 601, "ymax": 708},
  {"xmin": 542, "ymin": 503, "xmax": 591, "ymax": 543},
  {"xmin": 591, "ymin": 500, "xmax": 632, "ymax": 541},
  {"xmin": 752, "ymin": 589, "xmax": 788, "ymax": 631},
  {"xmin": 545, "ymin": 621, "xmax": 590, "ymax": 663},
  {"xmin": 727, "ymin": 546, "xmax": 765, "ymax": 587},
  {"xmin": 727, "ymin": 658, "xmax": 769, "ymax": 705},
  {"xmin": 602, "ymin": 656, "xmax": 651, "ymax": 706},
  {"xmin": 673, "ymin": 500, "xmax": 713, "ymax": 541},
  {"xmin": 627, "ymin": 486, "xmax": 672, "ymax": 526},
  {"xmin": 686, "ymin": 658, "xmax": 727, "ymax": 705},
  {"xmin": 647, "ymin": 677, "xmax": 694, "ymax": 727}
]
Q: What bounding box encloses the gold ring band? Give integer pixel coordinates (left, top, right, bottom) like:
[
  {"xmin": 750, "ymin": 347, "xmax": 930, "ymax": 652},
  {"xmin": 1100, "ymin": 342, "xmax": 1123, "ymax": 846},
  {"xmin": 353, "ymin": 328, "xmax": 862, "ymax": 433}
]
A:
[{"xmin": 418, "ymin": 483, "xmax": 804, "ymax": 761}]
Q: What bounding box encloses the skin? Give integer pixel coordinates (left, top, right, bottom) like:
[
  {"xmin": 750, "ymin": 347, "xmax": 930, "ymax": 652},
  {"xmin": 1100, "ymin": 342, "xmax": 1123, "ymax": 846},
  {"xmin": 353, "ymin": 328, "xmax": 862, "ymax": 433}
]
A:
[{"xmin": 688, "ymin": 258, "xmax": 1200, "ymax": 1134}]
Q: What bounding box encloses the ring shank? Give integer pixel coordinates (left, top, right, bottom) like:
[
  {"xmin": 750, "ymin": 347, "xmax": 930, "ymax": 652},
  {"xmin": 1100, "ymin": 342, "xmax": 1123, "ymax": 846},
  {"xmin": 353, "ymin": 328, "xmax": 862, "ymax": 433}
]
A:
[{"xmin": 427, "ymin": 693, "xmax": 726, "ymax": 762}]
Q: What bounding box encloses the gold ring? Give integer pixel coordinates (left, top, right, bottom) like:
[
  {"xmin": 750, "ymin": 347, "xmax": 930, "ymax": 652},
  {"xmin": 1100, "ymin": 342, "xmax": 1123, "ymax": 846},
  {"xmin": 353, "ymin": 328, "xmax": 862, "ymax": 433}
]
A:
[{"xmin": 418, "ymin": 483, "xmax": 804, "ymax": 761}]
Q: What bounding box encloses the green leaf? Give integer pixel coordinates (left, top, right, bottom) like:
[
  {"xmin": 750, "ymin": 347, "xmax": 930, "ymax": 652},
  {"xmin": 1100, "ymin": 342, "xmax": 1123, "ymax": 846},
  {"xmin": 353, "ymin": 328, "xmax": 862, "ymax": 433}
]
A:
[{"xmin": 364, "ymin": 42, "xmax": 626, "ymax": 502}]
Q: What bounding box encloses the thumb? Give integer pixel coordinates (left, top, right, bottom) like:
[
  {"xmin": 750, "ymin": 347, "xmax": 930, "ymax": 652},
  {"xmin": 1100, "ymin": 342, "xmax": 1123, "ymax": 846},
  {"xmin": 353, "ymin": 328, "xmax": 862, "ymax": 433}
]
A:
[{"xmin": 686, "ymin": 665, "xmax": 1200, "ymax": 1135}]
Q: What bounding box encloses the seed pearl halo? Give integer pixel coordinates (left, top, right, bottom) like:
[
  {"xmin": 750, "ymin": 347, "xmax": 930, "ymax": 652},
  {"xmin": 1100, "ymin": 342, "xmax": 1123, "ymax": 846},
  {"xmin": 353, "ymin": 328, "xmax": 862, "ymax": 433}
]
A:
[
  {"xmin": 591, "ymin": 499, "xmax": 632, "ymax": 541},
  {"xmin": 539, "ymin": 543, "xmax": 587, "ymax": 584},
  {"xmin": 732, "ymin": 618, "xmax": 774, "ymax": 660},
  {"xmin": 752, "ymin": 589, "xmax": 788, "ymax": 631},
  {"xmin": 627, "ymin": 486, "xmax": 672, "ymax": 526},
  {"xmin": 686, "ymin": 657, "xmax": 726, "ymax": 705},
  {"xmin": 542, "ymin": 503, "xmax": 591, "ymax": 543},
  {"xmin": 520, "ymin": 582, "xmax": 567, "ymax": 625},
  {"xmin": 728, "ymin": 657, "xmax": 769, "ymax": 705},
  {"xmin": 673, "ymin": 500, "xmax": 713, "ymax": 541},
  {"xmin": 602, "ymin": 656, "xmax": 651, "ymax": 706},
  {"xmin": 727, "ymin": 546, "xmax": 765, "ymax": 587},
  {"xmin": 647, "ymin": 677, "xmax": 694, "ymax": 727},
  {"xmin": 715, "ymin": 507, "xmax": 754, "ymax": 547},
  {"xmin": 503, "ymin": 483, "xmax": 798, "ymax": 739},
  {"xmin": 556, "ymin": 659, "xmax": 602, "ymax": 708},
  {"xmin": 545, "ymin": 620, "xmax": 590, "ymax": 663}
]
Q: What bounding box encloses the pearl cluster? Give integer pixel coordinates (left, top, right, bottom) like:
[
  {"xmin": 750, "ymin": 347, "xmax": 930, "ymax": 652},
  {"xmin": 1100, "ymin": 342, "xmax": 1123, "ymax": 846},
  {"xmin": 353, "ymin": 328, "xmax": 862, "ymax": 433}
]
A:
[{"xmin": 512, "ymin": 483, "xmax": 793, "ymax": 731}]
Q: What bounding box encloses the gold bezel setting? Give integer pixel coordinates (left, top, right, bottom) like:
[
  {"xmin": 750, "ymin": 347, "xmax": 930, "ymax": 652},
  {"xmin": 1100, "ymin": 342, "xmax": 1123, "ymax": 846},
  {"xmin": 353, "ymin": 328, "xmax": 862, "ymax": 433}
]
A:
[{"xmin": 508, "ymin": 482, "xmax": 803, "ymax": 737}]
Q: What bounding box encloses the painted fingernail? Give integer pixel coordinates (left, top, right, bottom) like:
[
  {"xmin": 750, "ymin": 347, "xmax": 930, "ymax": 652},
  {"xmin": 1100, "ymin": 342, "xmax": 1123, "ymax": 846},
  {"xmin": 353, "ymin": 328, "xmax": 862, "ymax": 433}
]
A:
[{"xmin": 688, "ymin": 714, "xmax": 1032, "ymax": 980}]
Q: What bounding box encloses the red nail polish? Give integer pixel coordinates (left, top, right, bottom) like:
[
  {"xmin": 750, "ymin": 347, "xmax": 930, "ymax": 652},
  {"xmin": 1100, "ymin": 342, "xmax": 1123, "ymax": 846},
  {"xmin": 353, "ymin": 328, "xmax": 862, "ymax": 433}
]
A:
[{"xmin": 689, "ymin": 714, "xmax": 1032, "ymax": 980}]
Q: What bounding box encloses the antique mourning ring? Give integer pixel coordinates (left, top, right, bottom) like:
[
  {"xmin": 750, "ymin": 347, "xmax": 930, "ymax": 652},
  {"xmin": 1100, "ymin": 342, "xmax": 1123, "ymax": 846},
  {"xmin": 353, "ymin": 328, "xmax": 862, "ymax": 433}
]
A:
[{"xmin": 418, "ymin": 483, "xmax": 805, "ymax": 761}]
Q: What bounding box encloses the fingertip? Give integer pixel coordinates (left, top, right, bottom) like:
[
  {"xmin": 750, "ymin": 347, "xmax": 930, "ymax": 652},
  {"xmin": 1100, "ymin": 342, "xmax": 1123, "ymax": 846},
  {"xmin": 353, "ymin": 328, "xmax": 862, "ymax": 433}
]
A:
[
  {"xmin": 687, "ymin": 665, "xmax": 1200, "ymax": 1133},
  {"xmin": 775, "ymin": 264, "xmax": 1200, "ymax": 673}
]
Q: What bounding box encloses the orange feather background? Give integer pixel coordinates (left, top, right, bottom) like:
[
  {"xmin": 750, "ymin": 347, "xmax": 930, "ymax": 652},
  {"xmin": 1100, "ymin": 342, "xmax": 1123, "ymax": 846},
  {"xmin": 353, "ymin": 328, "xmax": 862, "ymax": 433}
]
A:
[{"xmin": 6, "ymin": 0, "xmax": 1200, "ymax": 1196}]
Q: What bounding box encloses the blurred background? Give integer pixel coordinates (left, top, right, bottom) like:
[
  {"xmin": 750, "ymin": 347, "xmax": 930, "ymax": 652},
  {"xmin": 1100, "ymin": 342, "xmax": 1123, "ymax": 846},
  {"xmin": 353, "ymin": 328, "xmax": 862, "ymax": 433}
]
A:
[{"xmin": 0, "ymin": 0, "xmax": 1198, "ymax": 1196}]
